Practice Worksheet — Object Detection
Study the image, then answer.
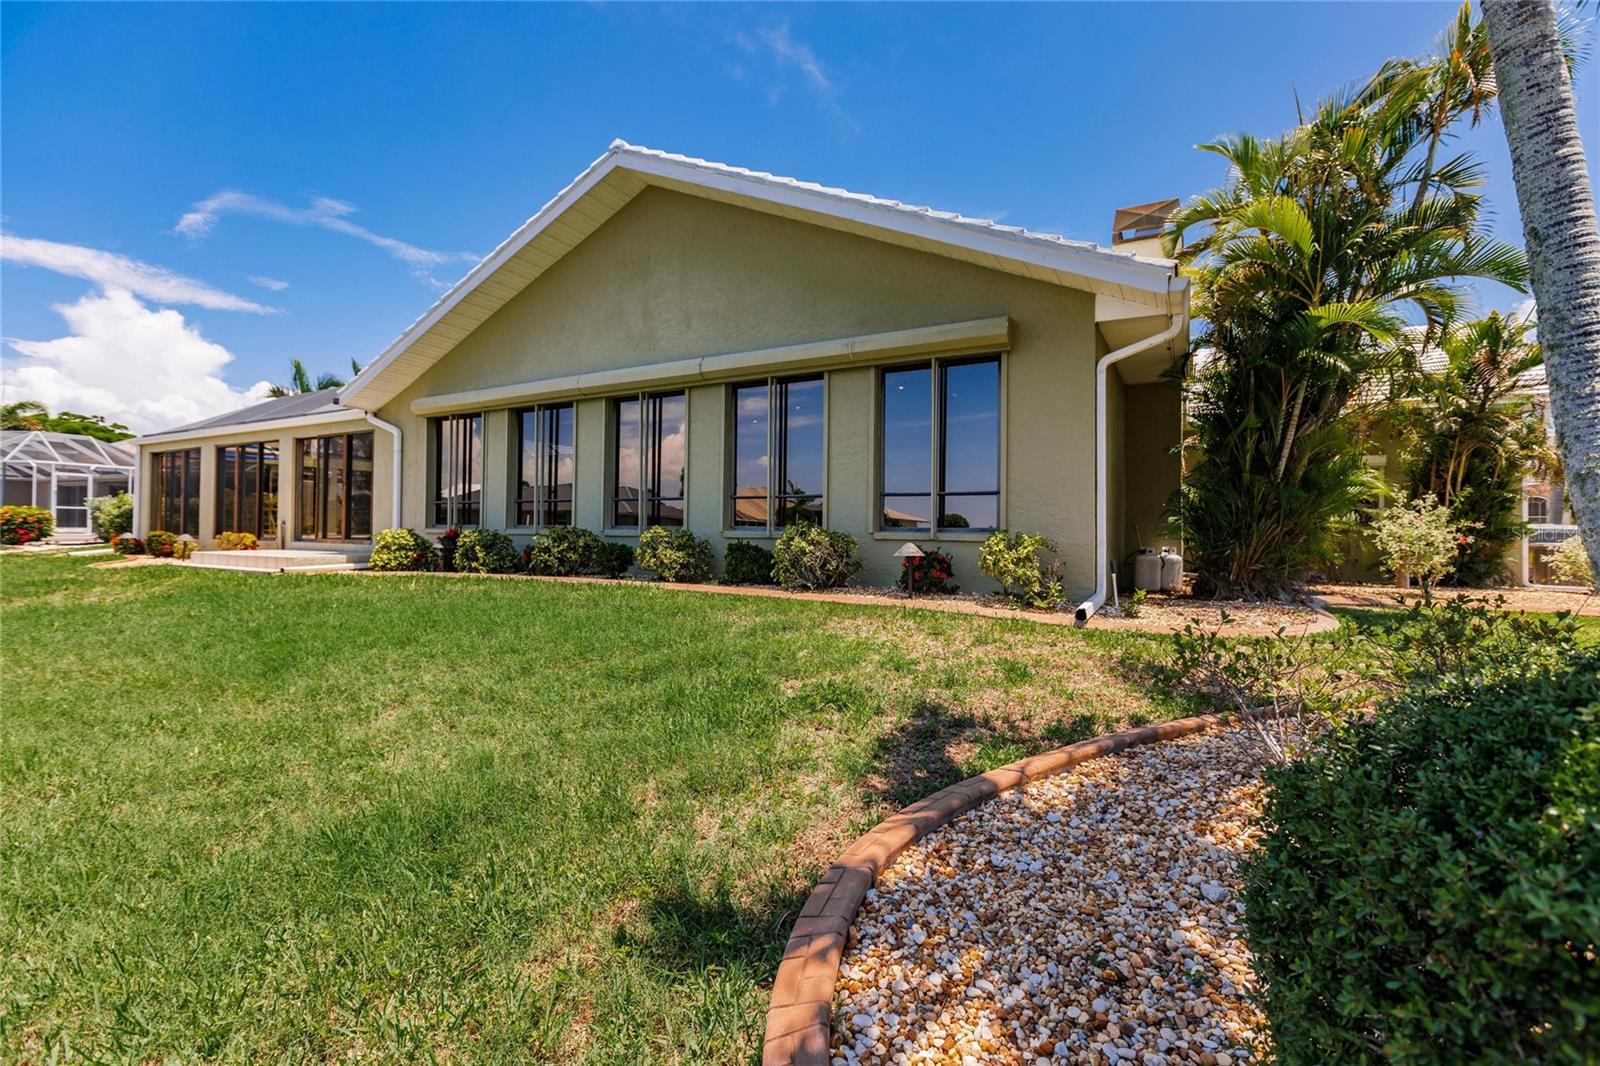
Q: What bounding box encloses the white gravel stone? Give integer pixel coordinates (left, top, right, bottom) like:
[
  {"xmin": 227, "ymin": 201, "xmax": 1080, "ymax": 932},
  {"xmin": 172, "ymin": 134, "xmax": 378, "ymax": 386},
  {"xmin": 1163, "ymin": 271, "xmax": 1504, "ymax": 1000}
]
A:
[{"xmin": 831, "ymin": 726, "xmax": 1278, "ymax": 1064}]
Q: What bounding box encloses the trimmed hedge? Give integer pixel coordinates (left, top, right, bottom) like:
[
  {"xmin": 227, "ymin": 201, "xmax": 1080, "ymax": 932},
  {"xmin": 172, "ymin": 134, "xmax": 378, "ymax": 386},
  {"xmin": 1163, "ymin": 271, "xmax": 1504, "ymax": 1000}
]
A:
[
  {"xmin": 368, "ymin": 528, "xmax": 438, "ymax": 572},
  {"xmin": 593, "ymin": 540, "xmax": 633, "ymax": 579},
  {"xmin": 1244, "ymin": 645, "xmax": 1600, "ymax": 1063},
  {"xmin": 524, "ymin": 526, "xmax": 603, "ymax": 577},
  {"xmin": 722, "ymin": 541, "xmax": 775, "ymax": 585},
  {"xmin": 636, "ymin": 526, "xmax": 714, "ymax": 583},
  {"xmin": 772, "ymin": 523, "xmax": 859, "ymax": 590},
  {"xmin": 453, "ymin": 529, "xmax": 519, "ymax": 574},
  {"xmin": 0, "ymin": 505, "xmax": 54, "ymax": 545}
]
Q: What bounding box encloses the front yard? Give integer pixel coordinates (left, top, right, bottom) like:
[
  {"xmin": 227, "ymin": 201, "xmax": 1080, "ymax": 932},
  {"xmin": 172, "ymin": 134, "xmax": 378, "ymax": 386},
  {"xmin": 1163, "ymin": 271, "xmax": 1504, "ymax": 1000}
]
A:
[{"xmin": 2, "ymin": 556, "xmax": 1197, "ymax": 1064}]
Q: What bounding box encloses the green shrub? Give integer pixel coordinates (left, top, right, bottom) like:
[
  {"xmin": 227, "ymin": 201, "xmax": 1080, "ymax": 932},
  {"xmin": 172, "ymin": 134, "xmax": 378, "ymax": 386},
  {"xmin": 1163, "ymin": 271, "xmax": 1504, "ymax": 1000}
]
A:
[
  {"xmin": 171, "ymin": 538, "xmax": 196, "ymax": 561},
  {"xmin": 1245, "ymin": 644, "xmax": 1600, "ymax": 1064},
  {"xmin": 722, "ymin": 541, "xmax": 775, "ymax": 585},
  {"xmin": 110, "ymin": 533, "xmax": 144, "ymax": 555},
  {"xmin": 368, "ymin": 528, "xmax": 438, "ymax": 572},
  {"xmin": 977, "ymin": 530, "xmax": 1062, "ymax": 609},
  {"xmin": 593, "ymin": 540, "xmax": 634, "ymax": 579},
  {"xmin": 523, "ymin": 526, "xmax": 604, "ymax": 577},
  {"xmin": 88, "ymin": 492, "xmax": 133, "ymax": 541},
  {"xmin": 144, "ymin": 530, "xmax": 178, "ymax": 558},
  {"xmin": 1369, "ymin": 490, "xmax": 1461, "ymax": 590},
  {"xmin": 216, "ymin": 531, "xmax": 258, "ymax": 551},
  {"xmin": 0, "ymin": 505, "xmax": 54, "ymax": 545},
  {"xmin": 1549, "ymin": 535, "xmax": 1594, "ymax": 589},
  {"xmin": 897, "ymin": 548, "xmax": 957, "ymax": 595},
  {"xmin": 636, "ymin": 526, "xmax": 714, "ymax": 583},
  {"xmin": 452, "ymin": 529, "xmax": 518, "ymax": 575},
  {"xmin": 772, "ymin": 523, "xmax": 859, "ymax": 590}
]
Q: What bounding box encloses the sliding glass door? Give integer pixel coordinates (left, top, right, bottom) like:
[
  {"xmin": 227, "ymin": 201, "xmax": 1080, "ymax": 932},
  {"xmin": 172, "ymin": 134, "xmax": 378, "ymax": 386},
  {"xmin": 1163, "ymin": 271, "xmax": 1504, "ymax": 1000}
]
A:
[
  {"xmin": 216, "ymin": 442, "xmax": 281, "ymax": 540},
  {"xmin": 296, "ymin": 432, "xmax": 374, "ymax": 541}
]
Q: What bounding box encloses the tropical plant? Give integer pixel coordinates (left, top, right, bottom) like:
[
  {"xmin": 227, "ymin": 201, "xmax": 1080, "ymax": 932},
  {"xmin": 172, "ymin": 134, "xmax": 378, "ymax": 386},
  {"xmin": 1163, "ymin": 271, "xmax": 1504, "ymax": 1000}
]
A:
[
  {"xmin": 636, "ymin": 526, "xmax": 714, "ymax": 583},
  {"xmin": 1369, "ymin": 491, "xmax": 1463, "ymax": 592},
  {"xmin": 523, "ymin": 526, "xmax": 604, "ymax": 576},
  {"xmin": 1166, "ymin": 9, "xmax": 1528, "ymax": 596},
  {"xmin": 897, "ymin": 548, "xmax": 957, "ymax": 595},
  {"xmin": 0, "ymin": 400, "xmax": 47, "ymax": 431},
  {"xmin": 450, "ymin": 529, "xmax": 519, "ymax": 575},
  {"xmin": 88, "ymin": 492, "xmax": 134, "ymax": 541},
  {"xmin": 771, "ymin": 523, "xmax": 859, "ymax": 591},
  {"xmin": 265, "ymin": 358, "xmax": 349, "ymax": 398},
  {"xmin": 978, "ymin": 530, "xmax": 1062, "ymax": 609},
  {"xmin": 0, "ymin": 505, "xmax": 54, "ymax": 545},
  {"xmin": 1, "ymin": 400, "xmax": 132, "ymax": 441},
  {"xmin": 1390, "ymin": 313, "xmax": 1552, "ymax": 584},
  {"xmin": 367, "ymin": 528, "xmax": 438, "ymax": 572},
  {"xmin": 144, "ymin": 530, "xmax": 178, "ymax": 558},
  {"xmin": 721, "ymin": 540, "xmax": 775, "ymax": 585},
  {"xmin": 1483, "ymin": 0, "xmax": 1600, "ymax": 584},
  {"xmin": 1549, "ymin": 534, "xmax": 1595, "ymax": 588}
]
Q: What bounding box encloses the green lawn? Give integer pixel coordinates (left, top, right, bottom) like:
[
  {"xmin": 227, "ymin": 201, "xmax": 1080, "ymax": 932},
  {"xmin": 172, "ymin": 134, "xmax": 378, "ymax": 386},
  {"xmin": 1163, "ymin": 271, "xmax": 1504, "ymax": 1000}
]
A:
[{"xmin": 0, "ymin": 555, "xmax": 1194, "ymax": 1064}]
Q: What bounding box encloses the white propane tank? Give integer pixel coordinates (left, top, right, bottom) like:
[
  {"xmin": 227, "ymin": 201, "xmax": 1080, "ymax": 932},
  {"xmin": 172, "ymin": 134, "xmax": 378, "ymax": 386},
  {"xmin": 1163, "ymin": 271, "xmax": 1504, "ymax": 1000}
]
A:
[
  {"xmin": 1159, "ymin": 548, "xmax": 1183, "ymax": 592},
  {"xmin": 1133, "ymin": 549, "xmax": 1162, "ymax": 591}
]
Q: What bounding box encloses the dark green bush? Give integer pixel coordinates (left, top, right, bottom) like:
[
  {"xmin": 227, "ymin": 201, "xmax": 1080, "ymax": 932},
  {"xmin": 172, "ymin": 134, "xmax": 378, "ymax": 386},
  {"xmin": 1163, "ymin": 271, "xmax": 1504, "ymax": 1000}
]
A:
[
  {"xmin": 636, "ymin": 526, "xmax": 714, "ymax": 583},
  {"xmin": 1244, "ymin": 644, "xmax": 1600, "ymax": 1064},
  {"xmin": 593, "ymin": 540, "xmax": 634, "ymax": 579},
  {"xmin": 523, "ymin": 526, "xmax": 603, "ymax": 576},
  {"xmin": 722, "ymin": 541, "xmax": 774, "ymax": 585},
  {"xmin": 772, "ymin": 523, "xmax": 859, "ymax": 590},
  {"xmin": 452, "ymin": 529, "xmax": 518, "ymax": 574},
  {"xmin": 368, "ymin": 528, "xmax": 438, "ymax": 572}
]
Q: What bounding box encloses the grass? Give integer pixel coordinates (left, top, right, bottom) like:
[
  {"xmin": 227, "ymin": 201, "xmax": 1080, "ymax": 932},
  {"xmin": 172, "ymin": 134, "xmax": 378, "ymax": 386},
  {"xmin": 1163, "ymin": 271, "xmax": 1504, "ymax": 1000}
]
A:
[{"xmin": 0, "ymin": 555, "xmax": 1196, "ymax": 1064}]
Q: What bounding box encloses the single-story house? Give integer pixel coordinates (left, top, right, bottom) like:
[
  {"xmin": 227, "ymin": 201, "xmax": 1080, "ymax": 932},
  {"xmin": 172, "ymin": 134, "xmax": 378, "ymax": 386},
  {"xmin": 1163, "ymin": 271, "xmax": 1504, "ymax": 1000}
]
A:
[{"xmin": 131, "ymin": 142, "xmax": 1190, "ymax": 616}]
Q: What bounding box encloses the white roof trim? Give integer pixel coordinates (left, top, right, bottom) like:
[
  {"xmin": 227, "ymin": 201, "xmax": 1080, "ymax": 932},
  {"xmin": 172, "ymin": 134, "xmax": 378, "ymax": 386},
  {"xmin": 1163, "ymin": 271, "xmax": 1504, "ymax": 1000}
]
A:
[
  {"xmin": 129, "ymin": 409, "xmax": 362, "ymax": 448},
  {"xmin": 340, "ymin": 141, "xmax": 1186, "ymax": 411}
]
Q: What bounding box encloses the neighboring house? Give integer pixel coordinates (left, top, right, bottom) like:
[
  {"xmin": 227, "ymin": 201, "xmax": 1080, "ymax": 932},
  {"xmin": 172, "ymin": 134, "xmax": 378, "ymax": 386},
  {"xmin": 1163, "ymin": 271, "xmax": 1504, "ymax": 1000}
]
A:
[
  {"xmin": 1, "ymin": 430, "xmax": 135, "ymax": 539},
  {"xmin": 1520, "ymin": 377, "xmax": 1583, "ymax": 586},
  {"xmin": 130, "ymin": 142, "xmax": 1189, "ymax": 606}
]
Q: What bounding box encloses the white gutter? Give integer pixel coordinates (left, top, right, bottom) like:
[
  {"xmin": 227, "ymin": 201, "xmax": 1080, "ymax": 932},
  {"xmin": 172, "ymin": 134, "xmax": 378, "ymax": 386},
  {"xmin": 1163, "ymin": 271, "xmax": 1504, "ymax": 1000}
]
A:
[
  {"xmin": 1075, "ymin": 310, "xmax": 1187, "ymax": 624},
  {"xmin": 360, "ymin": 410, "xmax": 404, "ymax": 529}
]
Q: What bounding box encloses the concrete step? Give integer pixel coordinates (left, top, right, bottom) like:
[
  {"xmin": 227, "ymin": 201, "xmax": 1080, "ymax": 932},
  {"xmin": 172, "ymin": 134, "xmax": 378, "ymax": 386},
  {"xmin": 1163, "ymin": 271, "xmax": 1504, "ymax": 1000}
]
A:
[{"xmin": 187, "ymin": 549, "xmax": 370, "ymax": 572}]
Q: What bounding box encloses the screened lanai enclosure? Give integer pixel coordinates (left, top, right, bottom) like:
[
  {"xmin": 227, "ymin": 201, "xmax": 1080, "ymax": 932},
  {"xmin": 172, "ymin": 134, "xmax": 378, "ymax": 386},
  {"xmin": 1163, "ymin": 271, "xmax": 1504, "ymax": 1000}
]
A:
[{"xmin": 1, "ymin": 430, "xmax": 136, "ymax": 537}]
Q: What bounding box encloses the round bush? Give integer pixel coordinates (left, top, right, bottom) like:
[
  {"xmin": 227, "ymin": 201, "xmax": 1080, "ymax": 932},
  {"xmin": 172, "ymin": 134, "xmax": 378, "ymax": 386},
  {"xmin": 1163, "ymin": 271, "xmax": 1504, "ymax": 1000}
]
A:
[
  {"xmin": 88, "ymin": 492, "xmax": 133, "ymax": 541},
  {"xmin": 453, "ymin": 529, "xmax": 518, "ymax": 575},
  {"xmin": 897, "ymin": 547, "xmax": 958, "ymax": 594},
  {"xmin": 144, "ymin": 530, "xmax": 178, "ymax": 558},
  {"xmin": 593, "ymin": 540, "xmax": 634, "ymax": 579},
  {"xmin": 0, "ymin": 505, "xmax": 54, "ymax": 545},
  {"xmin": 636, "ymin": 526, "xmax": 714, "ymax": 583},
  {"xmin": 722, "ymin": 540, "xmax": 775, "ymax": 585},
  {"xmin": 1244, "ymin": 647, "xmax": 1600, "ymax": 1063},
  {"xmin": 110, "ymin": 533, "xmax": 144, "ymax": 555},
  {"xmin": 772, "ymin": 523, "xmax": 859, "ymax": 590},
  {"xmin": 524, "ymin": 526, "xmax": 603, "ymax": 577},
  {"xmin": 368, "ymin": 528, "xmax": 439, "ymax": 572}
]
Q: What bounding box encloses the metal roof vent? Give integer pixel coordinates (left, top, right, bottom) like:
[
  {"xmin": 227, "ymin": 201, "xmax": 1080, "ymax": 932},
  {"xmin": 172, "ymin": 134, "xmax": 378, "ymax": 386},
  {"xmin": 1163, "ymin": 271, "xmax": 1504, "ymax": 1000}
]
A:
[{"xmin": 1111, "ymin": 198, "xmax": 1180, "ymax": 251}]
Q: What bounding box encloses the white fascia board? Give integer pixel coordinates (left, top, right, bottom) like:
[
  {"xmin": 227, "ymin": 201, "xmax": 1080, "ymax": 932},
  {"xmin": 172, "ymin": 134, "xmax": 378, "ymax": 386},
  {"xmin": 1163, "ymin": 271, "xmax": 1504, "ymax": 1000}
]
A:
[
  {"xmin": 129, "ymin": 409, "xmax": 361, "ymax": 448},
  {"xmin": 411, "ymin": 316, "xmax": 1012, "ymax": 416}
]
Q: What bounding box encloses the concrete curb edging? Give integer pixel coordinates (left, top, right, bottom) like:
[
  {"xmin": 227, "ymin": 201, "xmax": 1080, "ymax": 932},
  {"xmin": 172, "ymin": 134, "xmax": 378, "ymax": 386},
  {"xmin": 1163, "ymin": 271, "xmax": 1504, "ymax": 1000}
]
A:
[{"xmin": 761, "ymin": 711, "xmax": 1232, "ymax": 1066}]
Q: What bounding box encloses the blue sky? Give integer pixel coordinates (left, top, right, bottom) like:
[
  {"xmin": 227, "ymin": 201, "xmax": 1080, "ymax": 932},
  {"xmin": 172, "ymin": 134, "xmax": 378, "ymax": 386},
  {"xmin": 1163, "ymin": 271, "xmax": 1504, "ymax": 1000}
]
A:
[{"xmin": 2, "ymin": 2, "xmax": 1594, "ymax": 430}]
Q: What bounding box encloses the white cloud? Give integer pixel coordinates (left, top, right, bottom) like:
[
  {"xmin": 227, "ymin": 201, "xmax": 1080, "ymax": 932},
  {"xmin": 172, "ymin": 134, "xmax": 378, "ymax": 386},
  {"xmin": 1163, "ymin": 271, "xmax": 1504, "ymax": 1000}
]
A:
[
  {"xmin": 0, "ymin": 234, "xmax": 274, "ymax": 313},
  {"xmin": 250, "ymin": 275, "xmax": 289, "ymax": 291},
  {"xmin": 1, "ymin": 288, "xmax": 272, "ymax": 433},
  {"xmin": 733, "ymin": 22, "xmax": 857, "ymax": 132},
  {"xmin": 176, "ymin": 190, "xmax": 476, "ymax": 287}
]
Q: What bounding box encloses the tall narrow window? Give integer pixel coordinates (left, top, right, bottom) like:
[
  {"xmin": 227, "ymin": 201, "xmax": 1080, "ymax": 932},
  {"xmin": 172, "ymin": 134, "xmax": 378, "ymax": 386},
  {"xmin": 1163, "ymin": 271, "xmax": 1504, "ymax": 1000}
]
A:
[
  {"xmin": 612, "ymin": 391, "xmax": 685, "ymax": 527},
  {"xmin": 878, "ymin": 355, "xmax": 1001, "ymax": 532},
  {"xmin": 431, "ymin": 414, "xmax": 482, "ymax": 527},
  {"xmin": 517, "ymin": 404, "xmax": 575, "ymax": 526},
  {"xmin": 154, "ymin": 448, "xmax": 201, "ymax": 535},
  {"xmin": 728, "ymin": 376, "xmax": 825, "ymax": 530},
  {"xmin": 297, "ymin": 432, "xmax": 374, "ymax": 540},
  {"xmin": 215, "ymin": 442, "xmax": 280, "ymax": 538}
]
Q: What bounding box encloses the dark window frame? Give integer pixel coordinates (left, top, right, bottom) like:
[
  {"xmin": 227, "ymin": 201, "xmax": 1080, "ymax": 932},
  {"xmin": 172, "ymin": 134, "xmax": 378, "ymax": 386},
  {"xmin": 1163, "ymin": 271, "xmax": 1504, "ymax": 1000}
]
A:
[
  {"xmin": 153, "ymin": 448, "xmax": 201, "ymax": 536},
  {"xmin": 297, "ymin": 431, "xmax": 375, "ymax": 542},
  {"xmin": 515, "ymin": 403, "xmax": 575, "ymax": 527},
  {"xmin": 430, "ymin": 414, "xmax": 483, "ymax": 528},
  {"xmin": 876, "ymin": 353, "xmax": 1002, "ymax": 535},
  {"xmin": 610, "ymin": 390, "xmax": 686, "ymax": 529},
  {"xmin": 726, "ymin": 375, "xmax": 825, "ymax": 534},
  {"xmin": 214, "ymin": 441, "xmax": 280, "ymax": 539}
]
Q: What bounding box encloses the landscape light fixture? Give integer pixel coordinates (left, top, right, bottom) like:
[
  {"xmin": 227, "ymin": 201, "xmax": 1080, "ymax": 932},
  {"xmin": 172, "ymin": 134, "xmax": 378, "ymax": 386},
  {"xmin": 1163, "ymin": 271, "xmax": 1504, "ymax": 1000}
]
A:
[{"xmin": 894, "ymin": 541, "xmax": 924, "ymax": 599}]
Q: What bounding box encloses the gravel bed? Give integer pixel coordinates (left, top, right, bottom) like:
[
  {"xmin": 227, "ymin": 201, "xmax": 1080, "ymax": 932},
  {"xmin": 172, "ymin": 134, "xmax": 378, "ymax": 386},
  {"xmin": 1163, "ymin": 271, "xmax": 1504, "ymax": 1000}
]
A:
[{"xmin": 833, "ymin": 727, "xmax": 1274, "ymax": 1065}]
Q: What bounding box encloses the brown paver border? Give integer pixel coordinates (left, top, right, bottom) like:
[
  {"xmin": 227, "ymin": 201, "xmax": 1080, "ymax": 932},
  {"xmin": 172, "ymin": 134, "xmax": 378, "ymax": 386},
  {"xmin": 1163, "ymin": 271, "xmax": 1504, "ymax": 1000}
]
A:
[
  {"xmin": 325, "ymin": 568, "xmax": 1338, "ymax": 638},
  {"xmin": 761, "ymin": 711, "xmax": 1233, "ymax": 1066}
]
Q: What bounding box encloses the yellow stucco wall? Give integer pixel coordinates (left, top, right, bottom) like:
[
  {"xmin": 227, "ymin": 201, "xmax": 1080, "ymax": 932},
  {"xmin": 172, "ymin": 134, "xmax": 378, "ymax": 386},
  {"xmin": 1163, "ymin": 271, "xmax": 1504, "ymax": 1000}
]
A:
[{"xmin": 375, "ymin": 187, "xmax": 1113, "ymax": 593}]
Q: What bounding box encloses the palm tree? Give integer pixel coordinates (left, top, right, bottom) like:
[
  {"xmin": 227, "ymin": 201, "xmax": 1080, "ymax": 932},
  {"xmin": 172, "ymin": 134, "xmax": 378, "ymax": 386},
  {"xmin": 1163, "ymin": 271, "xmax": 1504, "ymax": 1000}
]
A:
[
  {"xmin": 1, "ymin": 400, "xmax": 48, "ymax": 431},
  {"xmin": 1481, "ymin": 0, "xmax": 1600, "ymax": 580},
  {"xmin": 1166, "ymin": 39, "xmax": 1528, "ymax": 595},
  {"xmin": 266, "ymin": 358, "xmax": 346, "ymax": 398},
  {"xmin": 1393, "ymin": 312, "xmax": 1554, "ymax": 584}
]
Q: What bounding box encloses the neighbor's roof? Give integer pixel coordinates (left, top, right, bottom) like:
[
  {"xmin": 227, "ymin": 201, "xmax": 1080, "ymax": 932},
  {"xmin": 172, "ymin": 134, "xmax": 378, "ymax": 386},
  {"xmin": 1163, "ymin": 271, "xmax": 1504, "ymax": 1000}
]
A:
[
  {"xmin": 0, "ymin": 429, "xmax": 135, "ymax": 470},
  {"xmin": 341, "ymin": 140, "xmax": 1188, "ymax": 410}
]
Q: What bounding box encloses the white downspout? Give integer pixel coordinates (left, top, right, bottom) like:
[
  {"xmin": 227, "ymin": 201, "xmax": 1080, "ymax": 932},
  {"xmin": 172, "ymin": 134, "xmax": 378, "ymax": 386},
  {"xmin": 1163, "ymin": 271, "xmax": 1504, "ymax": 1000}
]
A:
[
  {"xmin": 1075, "ymin": 310, "xmax": 1186, "ymax": 624},
  {"xmin": 131, "ymin": 448, "xmax": 143, "ymax": 537},
  {"xmin": 361, "ymin": 411, "xmax": 404, "ymax": 529}
]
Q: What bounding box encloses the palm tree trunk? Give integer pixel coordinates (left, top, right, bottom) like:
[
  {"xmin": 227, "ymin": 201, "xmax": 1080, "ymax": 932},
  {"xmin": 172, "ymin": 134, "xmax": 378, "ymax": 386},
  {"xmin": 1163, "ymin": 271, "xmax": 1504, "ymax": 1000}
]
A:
[{"xmin": 1483, "ymin": 0, "xmax": 1600, "ymax": 577}]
